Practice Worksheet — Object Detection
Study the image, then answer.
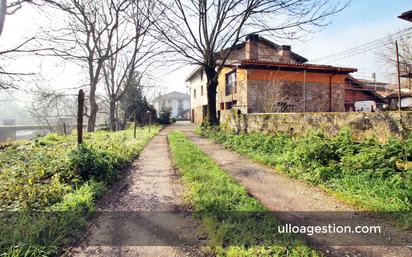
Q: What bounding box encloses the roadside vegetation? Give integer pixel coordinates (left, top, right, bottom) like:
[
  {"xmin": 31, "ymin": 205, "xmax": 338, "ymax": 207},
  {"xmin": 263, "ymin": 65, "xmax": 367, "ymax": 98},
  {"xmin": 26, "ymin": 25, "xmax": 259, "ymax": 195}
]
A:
[
  {"xmin": 168, "ymin": 131, "xmax": 321, "ymax": 257},
  {"xmin": 0, "ymin": 126, "xmax": 160, "ymax": 256},
  {"xmin": 198, "ymin": 127, "xmax": 412, "ymax": 227}
]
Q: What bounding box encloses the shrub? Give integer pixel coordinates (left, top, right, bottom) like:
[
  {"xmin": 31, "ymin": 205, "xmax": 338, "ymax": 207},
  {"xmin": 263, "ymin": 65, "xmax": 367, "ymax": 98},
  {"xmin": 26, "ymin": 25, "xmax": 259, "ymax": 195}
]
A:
[
  {"xmin": 69, "ymin": 144, "xmax": 116, "ymax": 183},
  {"xmin": 158, "ymin": 107, "xmax": 172, "ymax": 124},
  {"xmin": 0, "ymin": 126, "xmax": 161, "ymax": 256},
  {"xmin": 199, "ymin": 126, "xmax": 412, "ymax": 221}
]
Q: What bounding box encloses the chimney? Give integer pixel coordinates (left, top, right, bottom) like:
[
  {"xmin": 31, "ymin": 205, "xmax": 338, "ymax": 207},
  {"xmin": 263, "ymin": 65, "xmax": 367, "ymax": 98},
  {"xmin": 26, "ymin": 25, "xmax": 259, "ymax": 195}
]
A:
[
  {"xmin": 245, "ymin": 34, "xmax": 259, "ymax": 60},
  {"xmin": 281, "ymin": 45, "xmax": 291, "ymax": 63}
]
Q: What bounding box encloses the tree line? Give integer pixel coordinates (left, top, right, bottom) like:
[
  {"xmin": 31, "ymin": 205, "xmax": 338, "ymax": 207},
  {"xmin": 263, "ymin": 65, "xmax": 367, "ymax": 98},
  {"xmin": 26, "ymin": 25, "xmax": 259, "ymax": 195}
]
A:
[{"xmin": 1, "ymin": 0, "xmax": 351, "ymax": 129}]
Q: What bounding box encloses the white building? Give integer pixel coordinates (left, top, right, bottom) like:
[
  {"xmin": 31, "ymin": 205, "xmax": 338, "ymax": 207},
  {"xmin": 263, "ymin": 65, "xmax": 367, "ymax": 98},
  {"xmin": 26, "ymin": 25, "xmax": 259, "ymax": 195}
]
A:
[
  {"xmin": 185, "ymin": 68, "xmax": 208, "ymax": 123},
  {"xmin": 153, "ymin": 91, "xmax": 190, "ymax": 119}
]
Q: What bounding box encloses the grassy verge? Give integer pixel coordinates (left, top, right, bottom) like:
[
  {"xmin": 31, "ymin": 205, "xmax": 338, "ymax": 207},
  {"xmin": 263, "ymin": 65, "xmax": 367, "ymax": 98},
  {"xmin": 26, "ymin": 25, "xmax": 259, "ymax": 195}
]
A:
[
  {"xmin": 198, "ymin": 126, "xmax": 412, "ymax": 227},
  {"xmin": 168, "ymin": 131, "xmax": 321, "ymax": 257},
  {"xmin": 0, "ymin": 126, "xmax": 160, "ymax": 256}
]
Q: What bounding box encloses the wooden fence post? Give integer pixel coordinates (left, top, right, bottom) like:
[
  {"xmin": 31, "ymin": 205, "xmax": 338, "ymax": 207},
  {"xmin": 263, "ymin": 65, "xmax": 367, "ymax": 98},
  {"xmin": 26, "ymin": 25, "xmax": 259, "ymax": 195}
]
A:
[
  {"xmin": 77, "ymin": 89, "xmax": 85, "ymax": 144},
  {"xmin": 63, "ymin": 122, "xmax": 67, "ymax": 135}
]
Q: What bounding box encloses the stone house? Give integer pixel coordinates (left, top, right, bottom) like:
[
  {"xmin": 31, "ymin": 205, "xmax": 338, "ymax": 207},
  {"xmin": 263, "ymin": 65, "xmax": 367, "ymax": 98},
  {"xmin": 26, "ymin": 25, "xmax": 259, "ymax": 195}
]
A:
[
  {"xmin": 153, "ymin": 91, "xmax": 190, "ymax": 119},
  {"xmin": 186, "ymin": 34, "xmax": 357, "ymax": 124}
]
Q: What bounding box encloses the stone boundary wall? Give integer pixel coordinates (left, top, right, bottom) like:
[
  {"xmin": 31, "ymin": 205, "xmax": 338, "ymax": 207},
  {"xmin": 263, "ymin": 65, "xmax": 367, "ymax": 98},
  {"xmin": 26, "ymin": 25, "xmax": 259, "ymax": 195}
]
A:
[{"xmin": 220, "ymin": 111, "xmax": 412, "ymax": 141}]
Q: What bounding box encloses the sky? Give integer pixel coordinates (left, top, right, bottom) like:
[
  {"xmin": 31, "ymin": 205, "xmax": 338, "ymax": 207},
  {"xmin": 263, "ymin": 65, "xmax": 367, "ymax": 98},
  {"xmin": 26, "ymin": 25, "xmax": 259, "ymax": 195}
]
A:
[
  {"xmin": 161, "ymin": 0, "xmax": 412, "ymax": 92},
  {"xmin": 1, "ymin": 0, "xmax": 411, "ymax": 116}
]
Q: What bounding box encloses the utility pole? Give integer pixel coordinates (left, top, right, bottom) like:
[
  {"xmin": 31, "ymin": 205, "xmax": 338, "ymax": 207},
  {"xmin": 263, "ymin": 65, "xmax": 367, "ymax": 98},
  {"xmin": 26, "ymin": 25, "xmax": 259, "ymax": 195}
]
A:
[{"xmin": 396, "ymin": 41, "xmax": 402, "ymax": 111}]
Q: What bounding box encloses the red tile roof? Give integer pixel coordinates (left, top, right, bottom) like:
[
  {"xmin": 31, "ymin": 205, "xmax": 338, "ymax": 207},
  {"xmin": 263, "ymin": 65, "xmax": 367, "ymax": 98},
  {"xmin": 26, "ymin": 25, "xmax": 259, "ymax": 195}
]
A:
[{"xmin": 237, "ymin": 60, "xmax": 357, "ymax": 73}]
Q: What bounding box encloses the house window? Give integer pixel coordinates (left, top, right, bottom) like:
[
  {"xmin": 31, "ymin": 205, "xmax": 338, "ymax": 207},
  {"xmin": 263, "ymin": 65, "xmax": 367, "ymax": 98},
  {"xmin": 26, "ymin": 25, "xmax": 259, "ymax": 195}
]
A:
[
  {"xmin": 225, "ymin": 70, "xmax": 237, "ymax": 95},
  {"xmin": 200, "ymin": 70, "xmax": 204, "ymax": 81},
  {"xmin": 201, "ymin": 86, "xmax": 204, "ymax": 96},
  {"xmin": 194, "ymin": 89, "xmax": 197, "ymax": 99}
]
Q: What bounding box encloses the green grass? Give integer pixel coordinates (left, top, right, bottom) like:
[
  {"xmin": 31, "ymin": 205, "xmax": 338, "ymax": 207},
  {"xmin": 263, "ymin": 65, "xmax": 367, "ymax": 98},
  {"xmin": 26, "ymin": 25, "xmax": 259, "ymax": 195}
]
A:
[
  {"xmin": 0, "ymin": 126, "xmax": 160, "ymax": 256},
  {"xmin": 168, "ymin": 131, "xmax": 321, "ymax": 257},
  {"xmin": 198, "ymin": 127, "xmax": 412, "ymax": 227}
]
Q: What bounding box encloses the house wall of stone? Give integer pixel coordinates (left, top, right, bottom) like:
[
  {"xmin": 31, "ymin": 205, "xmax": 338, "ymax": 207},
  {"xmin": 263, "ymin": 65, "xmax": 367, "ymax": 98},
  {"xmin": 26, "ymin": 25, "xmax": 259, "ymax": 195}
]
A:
[
  {"xmin": 226, "ymin": 48, "xmax": 246, "ymax": 64},
  {"xmin": 252, "ymin": 42, "xmax": 294, "ymax": 63},
  {"xmin": 220, "ymin": 111, "xmax": 412, "ymax": 142},
  {"xmin": 226, "ymin": 41, "xmax": 299, "ymax": 64},
  {"xmin": 246, "ymin": 69, "xmax": 346, "ymax": 113}
]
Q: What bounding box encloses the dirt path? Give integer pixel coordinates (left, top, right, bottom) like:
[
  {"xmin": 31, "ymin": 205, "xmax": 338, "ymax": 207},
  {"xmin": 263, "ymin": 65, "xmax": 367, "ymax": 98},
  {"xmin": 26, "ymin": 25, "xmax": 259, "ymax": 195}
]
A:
[
  {"xmin": 65, "ymin": 128, "xmax": 204, "ymax": 257},
  {"xmin": 173, "ymin": 123, "xmax": 412, "ymax": 257}
]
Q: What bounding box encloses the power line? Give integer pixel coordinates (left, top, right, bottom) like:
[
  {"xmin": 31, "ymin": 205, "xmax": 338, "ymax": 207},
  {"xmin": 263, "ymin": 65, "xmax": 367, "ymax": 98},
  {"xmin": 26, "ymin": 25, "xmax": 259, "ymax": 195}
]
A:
[{"xmin": 311, "ymin": 27, "xmax": 412, "ymax": 63}]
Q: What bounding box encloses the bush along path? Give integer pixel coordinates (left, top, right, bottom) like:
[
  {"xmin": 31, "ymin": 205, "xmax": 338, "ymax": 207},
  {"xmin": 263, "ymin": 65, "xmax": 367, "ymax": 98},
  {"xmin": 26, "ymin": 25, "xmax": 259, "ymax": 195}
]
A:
[
  {"xmin": 66, "ymin": 127, "xmax": 203, "ymax": 257},
  {"xmin": 0, "ymin": 126, "xmax": 160, "ymax": 256},
  {"xmin": 198, "ymin": 127, "xmax": 412, "ymax": 220},
  {"xmin": 172, "ymin": 123, "xmax": 411, "ymax": 257},
  {"xmin": 168, "ymin": 131, "xmax": 321, "ymax": 257}
]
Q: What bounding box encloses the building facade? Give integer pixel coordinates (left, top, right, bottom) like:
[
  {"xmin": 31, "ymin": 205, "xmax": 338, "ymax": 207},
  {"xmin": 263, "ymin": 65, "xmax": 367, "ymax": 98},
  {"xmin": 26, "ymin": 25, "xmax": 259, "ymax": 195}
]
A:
[
  {"xmin": 186, "ymin": 69, "xmax": 208, "ymax": 124},
  {"xmin": 217, "ymin": 61, "xmax": 356, "ymax": 116},
  {"xmin": 153, "ymin": 91, "xmax": 190, "ymax": 119},
  {"xmin": 186, "ymin": 34, "xmax": 357, "ymax": 124}
]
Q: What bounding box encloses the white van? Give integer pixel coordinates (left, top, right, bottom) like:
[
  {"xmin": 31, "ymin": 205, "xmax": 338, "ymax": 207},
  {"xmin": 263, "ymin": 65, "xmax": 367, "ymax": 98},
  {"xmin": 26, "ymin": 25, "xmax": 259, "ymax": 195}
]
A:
[{"xmin": 354, "ymin": 101, "xmax": 377, "ymax": 112}]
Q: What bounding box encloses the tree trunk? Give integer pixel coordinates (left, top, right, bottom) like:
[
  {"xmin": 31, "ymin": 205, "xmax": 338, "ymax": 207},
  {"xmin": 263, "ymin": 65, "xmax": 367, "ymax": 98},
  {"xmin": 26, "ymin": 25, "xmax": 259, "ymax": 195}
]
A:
[
  {"xmin": 205, "ymin": 67, "xmax": 219, "ymax": 125},
  {"xmin": 87, "ymin": 89, "xmax": 98, "ymax": 132},
  {"xmin": 0, "ymin": 0, "xmax": 6, "ymax": 37},
  {"xmin": 207, "ymin": 81, "xmax": 218, "ymax": 125},
  {"xmin": 109, "ymin": 99, "xmax": 116, "ymax": 131},
  {"xmin": 121, "ymin": 106, "xmax": 128, "ymax": 130}
]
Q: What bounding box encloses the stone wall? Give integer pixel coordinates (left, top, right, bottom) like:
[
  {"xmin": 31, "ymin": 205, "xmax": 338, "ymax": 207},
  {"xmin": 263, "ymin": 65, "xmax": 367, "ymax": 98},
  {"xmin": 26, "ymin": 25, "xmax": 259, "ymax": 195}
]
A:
[
  {"xmin": 220, "ymin": 111, "xmax": 412, "ymax": 142},
  {"xmin": 247, "ymin": 81, "xmax": 345, "ymax": 113}
]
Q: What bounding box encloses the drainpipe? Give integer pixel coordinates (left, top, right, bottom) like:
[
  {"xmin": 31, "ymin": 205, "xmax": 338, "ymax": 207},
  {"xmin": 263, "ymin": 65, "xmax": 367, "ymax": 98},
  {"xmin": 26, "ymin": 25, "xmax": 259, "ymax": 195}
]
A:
[
  {"xmin": 303, "ymin": 70, "xmax": 307, "ymax": 112},
  {"xmin": 329, "ymin": 72, "xmax": 337, "ymax": 112}
]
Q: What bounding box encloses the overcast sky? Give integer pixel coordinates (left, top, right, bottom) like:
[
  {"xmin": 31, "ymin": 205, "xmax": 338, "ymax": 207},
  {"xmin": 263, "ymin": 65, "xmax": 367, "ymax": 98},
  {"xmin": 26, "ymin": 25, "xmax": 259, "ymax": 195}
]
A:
[{"xmin": 1, "ymin": 0, "xmax": 411, "ymax": 112}]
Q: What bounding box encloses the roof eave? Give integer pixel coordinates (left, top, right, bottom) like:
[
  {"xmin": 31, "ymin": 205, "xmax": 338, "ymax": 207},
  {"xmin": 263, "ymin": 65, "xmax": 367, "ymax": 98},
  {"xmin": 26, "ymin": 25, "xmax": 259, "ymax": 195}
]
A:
[
  {"xmin": 237, "ymin": 60, "xmax": 357, "ymax": 73},
  {"xmin": 185, "ymin": 66, "xmax": 202, "ymax": 82}
]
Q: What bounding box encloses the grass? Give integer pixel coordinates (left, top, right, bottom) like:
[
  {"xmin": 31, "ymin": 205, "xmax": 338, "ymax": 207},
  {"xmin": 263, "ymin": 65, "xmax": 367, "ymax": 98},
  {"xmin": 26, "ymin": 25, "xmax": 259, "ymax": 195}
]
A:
[
  {"xmin": 0, "ymin": 126, "xmax": 160, "ymax": 256},
  {"xmin": 168, "ymin": 131, "xmax": 321, "ymax": 257},
  {"xmin": 198, "ymin": 126, "xmax": 412, "ymax": 227}
]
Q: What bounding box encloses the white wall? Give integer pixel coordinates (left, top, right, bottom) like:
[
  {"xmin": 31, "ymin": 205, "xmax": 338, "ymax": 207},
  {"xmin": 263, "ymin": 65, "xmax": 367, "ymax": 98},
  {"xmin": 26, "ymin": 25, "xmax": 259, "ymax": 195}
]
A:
[
  {"xmin": 188, "ymin": 69, "xmax": 208, "ymax": 109},
  {"xmin": 154, "ymin": 97, "xmax": 190, "ymax": 118}
]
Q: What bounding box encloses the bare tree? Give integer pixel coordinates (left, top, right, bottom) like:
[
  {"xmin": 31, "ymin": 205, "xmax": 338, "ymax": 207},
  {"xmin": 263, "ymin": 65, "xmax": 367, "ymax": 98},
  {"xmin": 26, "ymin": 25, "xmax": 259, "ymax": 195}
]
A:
[
  {"xmin": 378, "ymin": 34, "xmax": 412, "ymax": 89},
  {"xmin": 0, "ymin": 1, "xmax": 52, "ymax": 90},
  {"xmin": 30, "ymin": 88, "xmax": 77, "ymax": 130},
  {"xmin": 37, "ymin": 0, "xmax": 142, "ymax": 132},
  {"xmin": 0, "ymin": 0, "xmax": 37, "ymax": 37},
  {"xmin": 102, "ymin": 0, "xmax": 158, "ymax": 131},
  {"xmin": 154, "ymin": 0, "xmax": 348, "ymax": 125}
]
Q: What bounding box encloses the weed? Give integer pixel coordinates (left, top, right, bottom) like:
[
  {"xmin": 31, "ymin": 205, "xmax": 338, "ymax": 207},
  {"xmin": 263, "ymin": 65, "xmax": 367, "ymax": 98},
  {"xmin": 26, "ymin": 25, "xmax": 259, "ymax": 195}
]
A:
[
  {"xmin": 199, "ymin": 127, "xmax": 412, "ymax": 226},
  {"xmin": 0, "ymin": 126, "xmax": 160, "ymax": 256},
  {"xmin": 168, "ymin": 131, "xmax": 321, "ymax": 257}
]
